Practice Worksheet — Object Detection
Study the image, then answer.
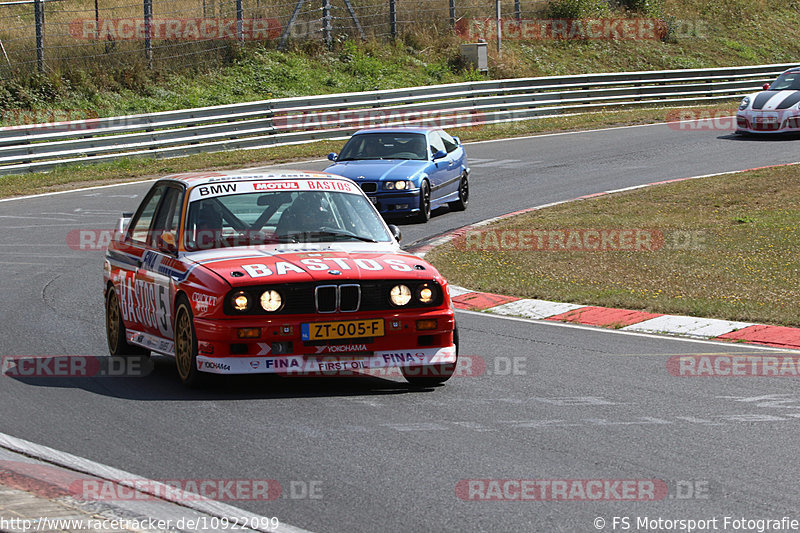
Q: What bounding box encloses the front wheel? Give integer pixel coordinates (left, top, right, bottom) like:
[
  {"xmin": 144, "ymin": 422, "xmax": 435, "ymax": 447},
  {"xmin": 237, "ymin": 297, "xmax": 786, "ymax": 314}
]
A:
[
  {"xmin": 449, "ymin": 174, "xmax": 469, "ymax": 211},
  {"xmin": 106, "ymin": 286, "xmax": 149, "ymax": 358},
  {"xmin": 174, "ymin": 297, "xmax": 208, "ymax": 387},
  {"xmin": 412, "ymin": 180, "xmax": 431, "ymax": 223}
]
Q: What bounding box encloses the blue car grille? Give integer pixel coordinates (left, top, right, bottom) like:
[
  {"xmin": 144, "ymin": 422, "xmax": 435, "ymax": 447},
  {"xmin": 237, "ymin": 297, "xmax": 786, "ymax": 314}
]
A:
[{"xmin": 359, "ymin": 182, "xmax": 378, "ymax": 193}]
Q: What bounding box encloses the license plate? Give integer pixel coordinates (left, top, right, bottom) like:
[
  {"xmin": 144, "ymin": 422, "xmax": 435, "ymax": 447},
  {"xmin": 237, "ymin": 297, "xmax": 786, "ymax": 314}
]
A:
[
  {"xmin": 753, "ymin": 113, "xmax": 778, "ymax": 124},
  {"xmin": 302, "ymin": 319, "xmax": 384, "ymax": 341},
  {"xmin": 368, "ymin": 196, "xmax": 378, "ymax": 205}
]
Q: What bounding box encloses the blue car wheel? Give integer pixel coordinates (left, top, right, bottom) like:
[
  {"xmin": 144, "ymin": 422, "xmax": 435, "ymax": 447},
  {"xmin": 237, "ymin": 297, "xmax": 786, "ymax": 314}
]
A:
[
  {"xmin": 449, "ymin": 173, "xmax": 469, "ymax": 212},
  {"xmin": 414, "ymin": 180, "xmax": 431, "ymax": 223}
]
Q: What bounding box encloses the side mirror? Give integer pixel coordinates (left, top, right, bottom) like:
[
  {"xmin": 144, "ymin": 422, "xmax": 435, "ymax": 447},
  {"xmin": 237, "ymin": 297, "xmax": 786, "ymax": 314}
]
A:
[
  {"xmin": 115, "ymin": 213, "xmax": 133, "ymax": 241},
  {"xmin": 327, "ymin": 152, "xmax": 338, "ymax": 162},
  {"xmin": 158, "ymin": 231, "xmax": 177, "ymax": 254},
  {"xmin": 388, "ymin": 224, "xmax": 402, "ymax": 243},
  {"xmin": 763, "ymin": 83, "xmax": 771, "ymax": 90},
  {"xmin": 432, "ymin": 149, "xmax": 447, "ymax": 160},
  {"xmin": 453, "ymin": 136, "xmax": 461, "ymax": 145}
]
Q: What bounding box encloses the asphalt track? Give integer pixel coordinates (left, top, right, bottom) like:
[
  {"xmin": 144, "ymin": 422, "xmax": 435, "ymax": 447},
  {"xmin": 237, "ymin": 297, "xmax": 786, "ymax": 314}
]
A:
[{"xmin": 2, "ymin": 123, "xmax": 800, "ymax": 532}]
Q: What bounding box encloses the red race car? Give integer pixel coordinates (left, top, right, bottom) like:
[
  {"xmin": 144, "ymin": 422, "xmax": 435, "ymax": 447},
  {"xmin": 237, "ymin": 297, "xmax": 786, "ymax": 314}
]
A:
[{"xmin": 104, "ymin": 170, "xmax": 458, "ymax": 386}]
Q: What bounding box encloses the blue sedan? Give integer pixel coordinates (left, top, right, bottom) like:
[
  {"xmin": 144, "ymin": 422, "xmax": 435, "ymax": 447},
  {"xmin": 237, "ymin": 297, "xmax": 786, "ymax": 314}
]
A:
[{"xmin": 325, "ymin": 128, "xmax": 470, "ymax": 222}]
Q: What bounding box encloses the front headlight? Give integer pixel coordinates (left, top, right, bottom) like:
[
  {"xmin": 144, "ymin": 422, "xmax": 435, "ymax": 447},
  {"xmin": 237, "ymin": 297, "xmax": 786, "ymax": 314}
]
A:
[
  {"xmin": 232, "ymin": 292, "xmax": 251, "ymax": 312},
  {"xmin": 260, "ymin": 290, "xmax": 283, "ymax": 312},
  {"xmin": 390, "ymin": 284, "xmax": 412, "ymax": 306},
  {"xmin": 385, "ymin": 181, "xmax": 409, "ymax": 190},
  {"xmin": 417, "ymin": 283, "xmax": 435, "ymax": 304},
  {"xmin": 739, "ymin": 96, "xmax": 750, "ymax": 111}
]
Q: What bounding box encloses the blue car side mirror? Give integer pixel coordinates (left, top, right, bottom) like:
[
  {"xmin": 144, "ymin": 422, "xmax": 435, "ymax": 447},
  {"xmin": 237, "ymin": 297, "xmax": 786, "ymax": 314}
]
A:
[
  {"xmin": 432, "ymin": 150, "xmax": 447, "ymax": 160},
  {"xmin": 327, "ymin": 152, "xmax": 338, "ymax": 161},
  {"xmin": 453, "ymin": 136, "xmax": 461, "ymax": 145}
]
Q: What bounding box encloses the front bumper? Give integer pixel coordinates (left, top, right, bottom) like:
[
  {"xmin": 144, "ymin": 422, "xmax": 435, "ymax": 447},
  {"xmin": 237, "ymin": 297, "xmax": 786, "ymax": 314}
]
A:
[
  {"xmin": 365, "ymin": 189, "xmax": 421, "ymax": 216},
  {"xmin": 196, "ymin": 345, "xmax": 456, "ymax": 375},
  {"xmin": 736, "ymin": 110, "xmax": 800, "ymax": 133},
  {"xmin": 192, "ymin": 308, "xmax": 455, "ymax": 375}
]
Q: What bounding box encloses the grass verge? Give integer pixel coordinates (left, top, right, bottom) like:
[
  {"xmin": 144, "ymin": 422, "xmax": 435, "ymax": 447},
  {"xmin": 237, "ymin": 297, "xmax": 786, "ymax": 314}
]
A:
[
  {"xmin": 426, "ymin": 163, "xmax": 800, "ymax": 328},
  {"xmin": 0, "ymin": 101, "xmax": 737, "ymax": 198}
]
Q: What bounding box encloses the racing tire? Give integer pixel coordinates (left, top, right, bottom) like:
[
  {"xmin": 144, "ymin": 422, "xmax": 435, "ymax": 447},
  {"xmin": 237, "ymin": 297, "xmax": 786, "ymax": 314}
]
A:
[
  {"xmin": 412, "ymin": 180, "xmax": 431, "ymax": 223},
  {"xmin": 448, "ymin": 174, "xmax": 469, "ymax": 211},
  {"xmin": 402, "ymin": 324, "xmax": 459, "ymax": 387},
  {"xmin": 106, "ymin": 285, "xmax": 150, "ymax": 358},
  {"xmin": 174, "ymin": 296, "xmax": 209, "ymax": 388}
]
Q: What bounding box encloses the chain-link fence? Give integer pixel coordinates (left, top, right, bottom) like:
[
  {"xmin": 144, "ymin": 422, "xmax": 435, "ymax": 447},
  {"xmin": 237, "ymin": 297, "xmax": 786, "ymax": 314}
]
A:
[{"xmin": 0, "ymin": 0, "xmax": 554, "ymax": 74}]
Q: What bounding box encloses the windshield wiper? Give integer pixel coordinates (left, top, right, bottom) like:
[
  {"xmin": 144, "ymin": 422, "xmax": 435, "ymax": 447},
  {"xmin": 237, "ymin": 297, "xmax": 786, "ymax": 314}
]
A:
[{"xmin": 275, "ymin": 230, "xmax": 377, "ymax": 243}]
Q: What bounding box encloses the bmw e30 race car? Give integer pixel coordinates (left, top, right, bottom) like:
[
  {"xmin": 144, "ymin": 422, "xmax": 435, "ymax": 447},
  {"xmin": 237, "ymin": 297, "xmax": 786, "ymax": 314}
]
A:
[
  {"xmin": 736, "ymin": 67, "xmax": 800, "ymax": 134},
  {"xmin": 103, "ymin": 170, "xmax": 458, "ymax": 387},
  {"xmin": 324, "ymin": 128, "xmax": 470, "ymax": 223}
]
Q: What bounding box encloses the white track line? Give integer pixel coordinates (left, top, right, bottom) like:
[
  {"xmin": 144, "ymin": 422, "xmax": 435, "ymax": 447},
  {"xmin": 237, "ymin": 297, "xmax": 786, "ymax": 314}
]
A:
[
  {"xmin": 0, "ymin": 178, "xmax": 157, "ymax": 203},
  {"xmin": 456, "ymin": 309, "xmax": 800, "ymax": 353},
  {"xmin": 0, "ymin": 431, "xmax": 313, "ymax": 533}
]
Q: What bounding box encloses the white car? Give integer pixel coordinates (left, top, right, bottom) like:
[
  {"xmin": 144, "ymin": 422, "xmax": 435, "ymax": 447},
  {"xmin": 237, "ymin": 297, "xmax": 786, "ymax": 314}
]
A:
[{"xmin": 736, "ymin": 68, "xmax": 800, "ymax": 134}]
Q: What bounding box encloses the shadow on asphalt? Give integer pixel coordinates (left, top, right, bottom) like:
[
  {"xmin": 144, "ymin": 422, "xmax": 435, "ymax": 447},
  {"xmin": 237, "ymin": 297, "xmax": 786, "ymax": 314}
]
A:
[
  {"xmin": 4, "ymin": 356, "xmax": 444, "ymax": 401},
  {"xmin": 719, "ymin": 132, "xmax": 800, "ymax": 141},
  {"xmin": 385, "ymin": 205, "xmax": 451, "ymax": 226}
]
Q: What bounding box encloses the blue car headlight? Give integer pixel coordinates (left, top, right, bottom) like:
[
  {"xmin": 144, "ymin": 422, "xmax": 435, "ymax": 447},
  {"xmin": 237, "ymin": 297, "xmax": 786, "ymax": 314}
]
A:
[{"xmin": 385, "ymin": 180, "xmax": 410, "ymax": 190}]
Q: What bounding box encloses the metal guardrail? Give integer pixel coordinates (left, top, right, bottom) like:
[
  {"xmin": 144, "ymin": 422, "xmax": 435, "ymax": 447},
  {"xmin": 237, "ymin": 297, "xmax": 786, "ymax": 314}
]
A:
[{"xmin": 0, "ymin": 62, "xmax": 795, "ymax": 176}]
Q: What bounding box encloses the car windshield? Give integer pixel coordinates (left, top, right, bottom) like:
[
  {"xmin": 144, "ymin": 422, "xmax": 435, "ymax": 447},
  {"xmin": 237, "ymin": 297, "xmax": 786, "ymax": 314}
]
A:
[
  {"xmin": 184, "ymin": 188, "xmax": 392, "ymax": 251},
  {"xmin": 769, "ymin": 72, "xmax": 800, "ymax": 91},
  {"xmin": 336, "ymin": 133, "xmax": 428, "ymax": 161}
]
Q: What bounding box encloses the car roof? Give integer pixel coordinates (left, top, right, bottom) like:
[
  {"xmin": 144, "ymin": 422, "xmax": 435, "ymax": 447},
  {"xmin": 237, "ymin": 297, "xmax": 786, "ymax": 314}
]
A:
[
  {"xmin": 352, "ymin": 127, "xmax": 438, "ymax": 135},
  {"xmin": 158, "ymin": 169, "xmax": 349, "ymax": 188}
]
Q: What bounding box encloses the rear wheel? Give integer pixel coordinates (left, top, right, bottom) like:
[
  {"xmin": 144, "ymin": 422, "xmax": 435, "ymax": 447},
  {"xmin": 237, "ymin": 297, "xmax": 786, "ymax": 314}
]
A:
[
  {"xmin": 174, "ymin": 297, "xmax": 208, "ymax": 387},
  {"xmin": 402, "ymin": 324, "xmax": 459, "ymax": 387},
  {"xmin": 449, "ymin": 174, "xmax": 469, "ymax": 211},
  {"xmin": 412, "ymin": 180, "xmax": 431, "ymax": 223},
  {"xmin": 106, "ymin": 286, "xmax": 149, "ymax": 358}
]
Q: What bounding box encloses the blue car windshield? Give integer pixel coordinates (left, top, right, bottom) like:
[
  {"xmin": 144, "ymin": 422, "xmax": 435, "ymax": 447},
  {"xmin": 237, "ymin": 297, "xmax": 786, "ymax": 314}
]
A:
[
  {"xmin": 337, "ymin": 133, "xmax": 427, "ymax": 161},
  {"xmin": 769, "ymin": 72, "xmax": 800, "ymax": 91}
]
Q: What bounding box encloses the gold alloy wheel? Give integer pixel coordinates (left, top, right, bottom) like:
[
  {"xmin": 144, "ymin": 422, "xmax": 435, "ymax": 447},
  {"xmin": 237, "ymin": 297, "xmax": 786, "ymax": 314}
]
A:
[{"xmin": 175, "ymin": 305, "xmax": 194, "ymax": 380}]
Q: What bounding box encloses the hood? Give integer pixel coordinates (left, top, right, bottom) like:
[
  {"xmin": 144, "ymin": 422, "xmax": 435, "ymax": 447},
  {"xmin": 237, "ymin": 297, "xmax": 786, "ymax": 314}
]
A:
[
  {"xmin": 185, "ymin": 246, "xmax": 439, "ymax": 287},
  {"xmin": 325, "ymin": 159, "xmax": 429, "ymax": 181},
  {"xmin": 750, "ymin": 90, "xmax": 800, "ymax": 110}
]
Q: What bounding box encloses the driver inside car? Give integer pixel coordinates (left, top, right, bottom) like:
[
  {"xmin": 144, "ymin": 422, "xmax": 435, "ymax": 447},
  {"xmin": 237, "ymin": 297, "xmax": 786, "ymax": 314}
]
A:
[
  {"xmin": 276, "ymin": 193, "xmax": 337, "ymax": 237},
  {"xmin": 191, "ymin": 201, "xmax": 224, "ymax": 250}
]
